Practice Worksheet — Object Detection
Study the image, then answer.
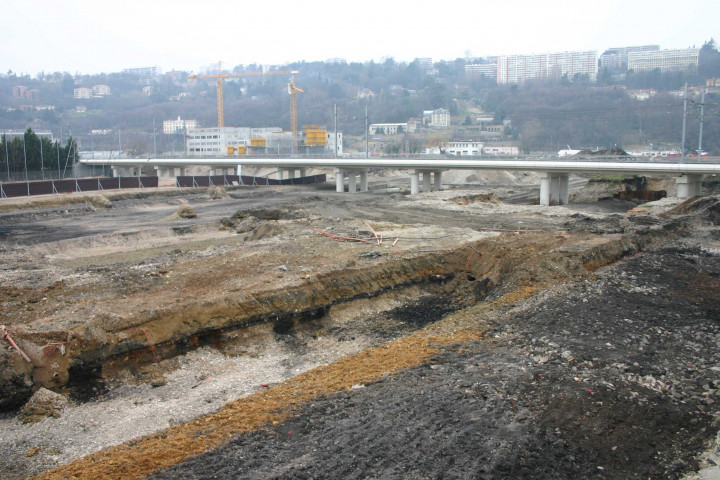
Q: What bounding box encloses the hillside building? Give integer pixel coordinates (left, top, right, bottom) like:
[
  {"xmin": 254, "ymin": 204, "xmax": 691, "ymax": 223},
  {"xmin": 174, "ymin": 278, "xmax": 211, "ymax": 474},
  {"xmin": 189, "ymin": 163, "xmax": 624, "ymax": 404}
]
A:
[
  {"xmin": 628, "ymin": 48, "xmax": 699, "ymax": 72},
  {"xmin": 163, "ymin": 116, "xmax": 197, "ymax": 134},
  {"xmin": 599, "ymin": 45, "xmax": 659, "ymax": 71},
  {"xmin": 465, "ymin": 63, "xmax": 498, "ymax": 80},
  {"xmin": 122, "ymin": 66, "xmax": 162, "ymax": 82},
  {"xmin": 496, "ymin": 50, "xmax": 597, "ymax": 84},
  {"xmin": 414, "ymin": 57, "xmax": 433, "ymax": 72},
  {"xmin": 12, "ymin": 86, "xmax": 28, "ymax": 98},
  {"xmin": 73, "ymin": 87, "xmax": 92, "ymax": 99},
  {"xmin": 92, "ymin": 84, "xmax": 111, "ymax": 97},
  {"xmin": 369, "ymin": 123, "xmax": 411, "ymax": 135},
  {"xmin": 423, "ymin": 108, "xmax": 450, "ymax": 127}
]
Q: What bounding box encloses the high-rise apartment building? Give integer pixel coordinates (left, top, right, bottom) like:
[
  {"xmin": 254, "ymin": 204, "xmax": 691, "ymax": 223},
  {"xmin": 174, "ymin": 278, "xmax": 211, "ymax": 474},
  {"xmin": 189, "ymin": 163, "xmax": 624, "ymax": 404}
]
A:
[
  {"xmin": 627, "ymin": 48, "xmax": 699, "ymax": 72},
  {"xmin": 496, "ymin": 51, "xmax": 597, "ymax": 84},
  {"xmin": 599, "ymin": 45, "xmax": 659, "ymax": 71}
]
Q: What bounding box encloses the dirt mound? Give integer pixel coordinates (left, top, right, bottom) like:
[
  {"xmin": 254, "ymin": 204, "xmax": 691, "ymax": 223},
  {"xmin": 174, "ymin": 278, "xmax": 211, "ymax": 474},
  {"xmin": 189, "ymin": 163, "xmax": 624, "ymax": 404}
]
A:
[{"xmin": 664, "ymin": 196, "xmax": 720, "ymax": 224}]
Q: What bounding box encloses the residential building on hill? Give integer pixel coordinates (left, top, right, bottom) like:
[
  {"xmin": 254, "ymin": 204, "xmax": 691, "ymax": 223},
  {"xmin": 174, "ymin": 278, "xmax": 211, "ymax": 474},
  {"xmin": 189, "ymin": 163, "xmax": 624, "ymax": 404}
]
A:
[
  {"xmin": 92, "ymin": 84, "xmax": 111, "ymax": 97},
  {"xmin": 12, "ymin": 86, "xmax": 28, "ymax": 98},
  {"xmin": 423, "ymin": 108, "xmax": 450, "ymax": 127},
  {"xmin": 163, "ymin": 116, "xmax": 197, "ymax": 134},
  {"xmin": 369, "ymin": 123, "xmax": 410, "ymax": 135},
  {"xmin": 496, "ymin": 50, "xmax": 597, "ymax": 84},
  {"xmin": 628, "ymin": 48, "xmax": 699, "ymax": 72},
  {"xmin": 465, "ymin": 63, "xmax": 498, "ymax": 80},
  {"xmin": 73, "ymin": 87, "xmax": 92, "ymax": 99},
  {"xmin": 599, "ymin": 45, "xmax": 659, "ymax": 71}
]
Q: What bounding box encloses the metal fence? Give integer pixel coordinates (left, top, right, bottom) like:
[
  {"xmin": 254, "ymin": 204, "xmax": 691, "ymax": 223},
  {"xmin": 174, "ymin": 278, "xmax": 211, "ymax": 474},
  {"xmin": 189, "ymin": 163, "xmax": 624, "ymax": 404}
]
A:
[
  {"xmin": 175, "ymin": 174, "xmax": 327, "ymax": 188},
  {"xmin": 0, "ymin": 176, "xmax": 158, "ymax": 198}
]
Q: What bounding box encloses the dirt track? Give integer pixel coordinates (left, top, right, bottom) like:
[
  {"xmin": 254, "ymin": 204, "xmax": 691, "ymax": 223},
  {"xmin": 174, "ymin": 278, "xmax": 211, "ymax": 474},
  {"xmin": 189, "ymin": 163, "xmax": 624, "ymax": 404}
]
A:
[{"xmin": 1, "ymin": 174, "xmax": 719, "ymax": 479}]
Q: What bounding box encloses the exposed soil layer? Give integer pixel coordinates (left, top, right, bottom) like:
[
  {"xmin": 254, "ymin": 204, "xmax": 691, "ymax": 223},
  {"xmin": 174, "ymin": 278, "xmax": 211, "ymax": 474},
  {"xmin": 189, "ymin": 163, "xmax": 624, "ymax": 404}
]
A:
[{"xmin": 0, "ymin": 181, "xmax": 719, "ymax": 479}]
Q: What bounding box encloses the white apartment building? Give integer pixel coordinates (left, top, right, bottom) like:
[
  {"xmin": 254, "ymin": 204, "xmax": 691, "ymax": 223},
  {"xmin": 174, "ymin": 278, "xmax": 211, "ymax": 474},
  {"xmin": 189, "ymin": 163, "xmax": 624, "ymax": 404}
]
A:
[
  {"xmin": 414, "ymin": 57, "xmax": 433, "ymax": 71},
  {"xmin": 73, "ymin": 87, "xmax": 92, "ymax": 99},
  {"xmin": 369, "ymin": 123, "xmax": 408, "ymax": 135},
  {"xmin": 465, "ymin": 63, "xmax": 498, "ymax": 80},
  {"xmin": 92, "ymin": 84, "xmax": 111, "ymax": 97},
  {"xmin": 497, "ymin": 50, "xmax": 597, "ymax": 84},
  {"xmin": 445, "ymin": 141, "xmax": 483, "ymax": 156},
  {"xmin": 163, "ymin": 116, "xmax": 197, "ymax": 134},
  {"xmin": 186, "ymin": 126, "xmax": 282, "ymax": 155},
  {"xmin": 599, "ymin": 45, "xmax": 659, "ymax": 71},
  {"xmin": 122, "ymin": 66, "xmax": 162, "ymax": 79},
  {"xmin": 423, "ymin": 109, "xmax": 450, "ymax": 127},
  {"xmin": 628, "ymin": 48, "xmax": 699, "ymax": 72}
]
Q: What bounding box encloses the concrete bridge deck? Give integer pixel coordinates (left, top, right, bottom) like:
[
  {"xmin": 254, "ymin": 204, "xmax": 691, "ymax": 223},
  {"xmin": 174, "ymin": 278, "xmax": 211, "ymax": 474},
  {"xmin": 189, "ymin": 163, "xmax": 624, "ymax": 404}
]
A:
[{"xmin": 79, "ymin": 157, "xmax": 720, "ymax": 205}]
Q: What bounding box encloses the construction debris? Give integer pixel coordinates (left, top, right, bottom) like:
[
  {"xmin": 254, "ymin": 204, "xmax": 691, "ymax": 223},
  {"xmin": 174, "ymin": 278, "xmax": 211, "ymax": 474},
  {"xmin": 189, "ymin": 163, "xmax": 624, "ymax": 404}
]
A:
[
  {"xmin": 20, "ymin": 388, "xmax": 68, "ymax": 424},
  {"xmin": 1, "ymin": 325, "xmax": 31, "ymax": 363}
]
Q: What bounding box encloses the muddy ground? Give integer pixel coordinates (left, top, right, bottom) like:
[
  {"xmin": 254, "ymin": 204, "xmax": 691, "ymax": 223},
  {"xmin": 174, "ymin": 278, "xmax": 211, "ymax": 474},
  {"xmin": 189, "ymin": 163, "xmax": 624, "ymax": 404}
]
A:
[{"xmin": 0, "ymin": 171, "xmax": 719, "ymax": 479}]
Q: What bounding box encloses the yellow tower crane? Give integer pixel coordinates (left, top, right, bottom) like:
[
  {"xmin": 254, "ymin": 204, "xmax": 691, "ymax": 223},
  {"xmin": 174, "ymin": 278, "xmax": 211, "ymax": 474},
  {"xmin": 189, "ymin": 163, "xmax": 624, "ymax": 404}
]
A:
[
  {"xmin": 188, "ymin": 61, "xmax": 299, "ymax": 128},
  {"xmin": 288, "ymin": 75, "xmax": 304, "ymax": 155}
]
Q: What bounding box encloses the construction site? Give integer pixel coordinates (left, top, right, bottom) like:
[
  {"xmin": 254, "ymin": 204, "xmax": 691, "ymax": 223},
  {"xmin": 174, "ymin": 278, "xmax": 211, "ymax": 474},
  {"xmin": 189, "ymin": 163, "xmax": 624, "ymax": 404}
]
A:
[
  {"xmin": 183, "ymin": 63, "xmax": 337, "ymax": 158},
  {"xmin": 0, "ymin": 168, "xmax": 719, "ymax": 479}
]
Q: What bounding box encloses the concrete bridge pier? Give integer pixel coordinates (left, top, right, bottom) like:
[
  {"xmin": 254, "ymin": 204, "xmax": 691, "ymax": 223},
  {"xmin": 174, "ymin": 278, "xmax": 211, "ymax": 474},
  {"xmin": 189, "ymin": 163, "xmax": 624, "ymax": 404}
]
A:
[
  {"xmin": 112, "ymin": 167, "xmax": 139, "ymax": 177},
  {"xmin": 422, "ymin": 171, "xmax": 432, "ymax": 192},
  {"xmin": 410, "ymin": 170, "xmax": 444, "ymax": 194},
  {"xmin": 676, "ymin": 174, "xmax": 703, "ymax": 198},
  {"xmin": 410, "ymin": 171, "xmax": 420, "ymax": 195},
  {"xmin": 154, "ymin": 166, "xmax": 176, "ymax": 179},
  {"xmin": 434, "ymin": 170, "xmax": 443, "ymax": 191},
  {"xmin": 334, "ymin": 168, "xmax": 369, "ymax": 193},
  {"xmin": 539, "ymin": 172, "xmax": 569, "ymax": 206},
  {"xmin": 277, "ymin": 168, "xmax": 307, "ymax": 180}
]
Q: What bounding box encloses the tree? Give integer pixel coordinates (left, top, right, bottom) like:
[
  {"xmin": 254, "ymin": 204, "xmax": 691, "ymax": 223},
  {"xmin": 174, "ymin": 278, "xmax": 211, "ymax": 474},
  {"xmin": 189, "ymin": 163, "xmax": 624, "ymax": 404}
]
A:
[{"xmin": 699, "ymin": 38, "xmax": 720, "ymax": 80}]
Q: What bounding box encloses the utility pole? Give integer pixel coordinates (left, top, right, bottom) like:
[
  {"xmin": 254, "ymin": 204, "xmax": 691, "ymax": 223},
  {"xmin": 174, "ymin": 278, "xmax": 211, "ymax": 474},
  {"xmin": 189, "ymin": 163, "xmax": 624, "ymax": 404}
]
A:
[
  {"xmin": 40, "ymin": 135, "xmax": 44, "ymax": 180},
  {"xmin": 697, "ymin": 88, "xmax": 705, "ymax": 161},
  {"xmin": 4, "ymin": 130, "xmax": 10, "ymax": 181},
  {"xmin": 365, "ymin": 105, "xmax": 369, "ymax": 159},
  {"xmin": 22, "ymin": 134, "xmax": 28, "ymax": 182},
  {"xmin": 153, "ymin": 117, "xmax": 157, "ymax": 159},
  {"xmin": 334, "ymin": 104, "xmax": 338, "ymax": 158},
  {"xmin": 22, "ymin": 135, "xmax": 28, "ymax": 196},
  {"xmin": 680, "ymin": 83, "xmax": 688, "ymax": 163}
]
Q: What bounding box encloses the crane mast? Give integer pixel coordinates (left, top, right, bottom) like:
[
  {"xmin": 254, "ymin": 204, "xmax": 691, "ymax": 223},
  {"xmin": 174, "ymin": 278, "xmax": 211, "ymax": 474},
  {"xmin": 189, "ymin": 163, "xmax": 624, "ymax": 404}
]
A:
[
  {"xmin": 188, "ymin": 61, "xmax": 299, "ymax": 128},
  {"xmin": 288, "ymin": 76, "xmax": 304, "ymax": 155}
]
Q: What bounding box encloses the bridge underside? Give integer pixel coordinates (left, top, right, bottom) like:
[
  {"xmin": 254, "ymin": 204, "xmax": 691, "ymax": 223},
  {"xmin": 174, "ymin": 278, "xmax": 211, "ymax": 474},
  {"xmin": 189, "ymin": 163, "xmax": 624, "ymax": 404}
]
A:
[{"xmin": 106, "ymin": 162, "xmax": 709, "ymax": 205}]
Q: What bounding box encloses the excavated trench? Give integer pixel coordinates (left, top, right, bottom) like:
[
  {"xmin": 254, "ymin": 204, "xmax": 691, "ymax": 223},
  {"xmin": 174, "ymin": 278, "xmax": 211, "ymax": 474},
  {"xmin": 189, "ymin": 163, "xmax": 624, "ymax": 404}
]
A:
[
  {"xmin": 24, "ymin": 227, "xmax": 653, "ymax": 409},
  {"xmin": 62, "ymin": 268, "xmax": 475, "ymax": 404}
]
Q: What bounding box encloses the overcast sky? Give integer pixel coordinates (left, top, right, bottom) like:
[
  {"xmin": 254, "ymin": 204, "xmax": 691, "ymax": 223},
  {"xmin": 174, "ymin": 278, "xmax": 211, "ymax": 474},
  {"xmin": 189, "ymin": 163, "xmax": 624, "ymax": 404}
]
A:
[{"xmin": 2, "ymin": 0, "xmax": 719, "ymax": 76}]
